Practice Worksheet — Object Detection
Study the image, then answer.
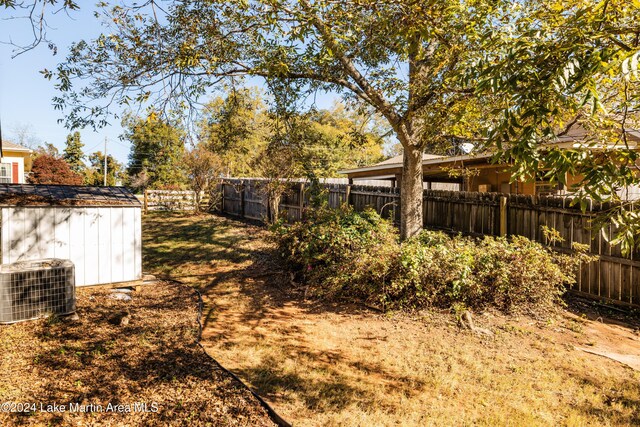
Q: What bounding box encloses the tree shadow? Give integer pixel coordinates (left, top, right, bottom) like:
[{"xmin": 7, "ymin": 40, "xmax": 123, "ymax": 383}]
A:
[
  {"xmin": 558, "ymin": 364, "xmax": 640, "ymax": 425},
  {"xmin": 196, "ymin": 249, "xmax": 427, "ymax": 413},
  {"xmin": 3, "ymin": 283, "xmax": 275, "ymax": 426},
  {"xmin": 140, "ymin": 213, "xmax": 640, "ymax": 424},
  {"xmin": 562, "ymin": 294, "xmax": 640, "ymax": 329},
  {"xmin": 142, "ymin": 212, "xmax": 268, "ymax": 275}
]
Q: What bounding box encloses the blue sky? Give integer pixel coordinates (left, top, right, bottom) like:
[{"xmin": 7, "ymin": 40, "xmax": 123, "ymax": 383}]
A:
[
  {"xmin": 0, "ymin": 4, "xmax": 341, "ymax": 165},
  {"xmin": 0, "ymin": 5, "xmax": 134, "ymax": 163}
]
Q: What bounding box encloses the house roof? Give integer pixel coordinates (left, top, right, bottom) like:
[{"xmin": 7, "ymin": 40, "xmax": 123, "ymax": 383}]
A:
[
  {"xmin": 339, "ymin": 152, "xmax": 490, "ymax": 176},
  {"xmin": 374, "ymin": 153, "xmax": 444, "ymax": 166},
  {"xmin": 339, "ymin": 153, "xmax": 449, "ymax": 175},
  {"xmin": 340, "ymin": 126, "xmax": 640, "ymax": 177},
  {"xmin": 0, "ymin": 184, "xmax": 141, "ymax": 207},
  {"xmin": 1, "ymin": 141, "xmax": 32, "ymax": 153}
]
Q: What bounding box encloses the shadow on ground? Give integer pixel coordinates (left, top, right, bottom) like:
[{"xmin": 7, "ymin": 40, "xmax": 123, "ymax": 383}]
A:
[
  {"xmin": 0, "ymin": 282, "xmax": 276, "ymax": 427},
  {"xmin": 142, "ymin": 212, "xmax": 640, "ymax": 426}
]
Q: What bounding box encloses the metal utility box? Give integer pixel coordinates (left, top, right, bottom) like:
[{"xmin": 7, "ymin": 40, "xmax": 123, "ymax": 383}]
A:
[{"xmin": 0, "ymin": 258, "xmax": 75, "ymax": 323}]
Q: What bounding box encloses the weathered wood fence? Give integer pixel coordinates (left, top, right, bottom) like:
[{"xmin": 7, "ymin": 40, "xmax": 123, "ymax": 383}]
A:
[
  {"xmin": 218, "ymin": 179, "xmax": 639, "ymax": 307},
  {"xmin": 143, "ymin": 190, "xmax": 199, "ymax": 211}
]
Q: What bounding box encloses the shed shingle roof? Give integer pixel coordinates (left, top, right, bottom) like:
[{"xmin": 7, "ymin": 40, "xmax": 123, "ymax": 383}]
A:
[{"xmin": 0, "ymin": 184, "xmax": 141, "ymax": 207}]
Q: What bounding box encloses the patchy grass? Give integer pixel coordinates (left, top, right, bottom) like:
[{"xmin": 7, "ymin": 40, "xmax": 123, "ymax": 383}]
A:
[
  {"xmin": 144, "ymin": 212, "xmax": 640, "ymax": 426},
  {"xmin": 0, "ymin": 281, "xmax": 275, "ymax": 427}
]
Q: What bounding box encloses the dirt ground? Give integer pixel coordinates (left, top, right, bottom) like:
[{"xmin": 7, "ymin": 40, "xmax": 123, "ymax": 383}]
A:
[
  {"xmin": 0, "ymin": 281, "xmax": 276, "ymax": 427},
  {"xmin": 144, "ymin": 212, "xmax": 640, "ymax": 426}
]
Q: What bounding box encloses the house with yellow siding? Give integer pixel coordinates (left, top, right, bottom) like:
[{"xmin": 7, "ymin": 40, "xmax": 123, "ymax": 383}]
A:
[{"xmin": 0, "ymin": 141, "xmax": 33, "ymax": 184}]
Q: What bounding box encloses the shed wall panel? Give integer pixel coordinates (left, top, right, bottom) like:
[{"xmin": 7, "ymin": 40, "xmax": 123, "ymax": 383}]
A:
[
  {"xmin": 22, "ymin": 209, "xmax": 38, "ymax": 261},
  {"xmin": 123, "ymin": 208, "xmax": 136, "ymax": 283},
  {"xmin": 84, "ymin": 208, "xmax": 100, "ymax": 286},
  {"xmin": 39, "ymin": 208, "xmax": 56, "ymax": 259},
  {"xmin": 110, "ymin": 208, "xmax": 125, "ymax": 283},
  {"xmin": 1, "ymin": 208, "xmax": 10, "ymax": 263},
  {"xmin": 134, "ymin": 208, "xmax": 142, "ymax": 279},
  {"xmin": 98, "ymin": 208, "xmax": 112, "ymax": 285},
  {"xmin": 69, "ymin": 208, "xmax": 86, "ymax": 286},
  {"xmin": 1, "ymin": 206, "xmax": 142, "ymax": 287},
  {"xmin": 53, "ymin": 208, "xmax": 71, "ymax": 261}
]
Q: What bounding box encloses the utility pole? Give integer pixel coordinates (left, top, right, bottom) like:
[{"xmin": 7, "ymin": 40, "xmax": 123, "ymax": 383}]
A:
[{"xmin": 103, "ymin": 136, "xmax": 108, "ymax": 186}]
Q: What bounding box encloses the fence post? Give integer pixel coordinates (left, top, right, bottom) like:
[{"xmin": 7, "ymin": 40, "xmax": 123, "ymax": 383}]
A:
[
  {"xmin": 143, "ymin": 190, "xmax": 148, "ymax": 214},
  {"xmin": 240, "ymin": 182, "xmax": 246, "ymax": 218},
  {"xmin": 499, "ymin": 195, "xmax": 508, "ymax": 236},
  {"xmin": 394, "ymin": 189, "xmax": 401, "ymax": 225},
  {"xmin": 299, "ymin": 183, "xmax": 305, "ymax": 220},
  {"xmin": 345, "ymin": 184, "xmax": 352, "ymax": 206},
  {"xmin": 220, "ymin": 182, "xmax": 225, "ymax": 213}
]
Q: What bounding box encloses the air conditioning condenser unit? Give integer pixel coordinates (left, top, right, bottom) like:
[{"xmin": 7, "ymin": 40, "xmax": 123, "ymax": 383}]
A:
[{"xmin": 0, "ymin": 259, "xmax": 75, "ymax": 324}]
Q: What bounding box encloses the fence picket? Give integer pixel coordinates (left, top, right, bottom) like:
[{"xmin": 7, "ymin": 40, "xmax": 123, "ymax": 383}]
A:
[{"xmin": 217, "ymin": 178, "xmax": 639, "ymax": 308}]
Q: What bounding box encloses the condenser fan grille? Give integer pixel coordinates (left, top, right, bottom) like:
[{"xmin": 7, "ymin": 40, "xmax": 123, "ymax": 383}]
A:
[{"xmin": 0, "ymin": 259, "xmax": 75, "ymax": 323}]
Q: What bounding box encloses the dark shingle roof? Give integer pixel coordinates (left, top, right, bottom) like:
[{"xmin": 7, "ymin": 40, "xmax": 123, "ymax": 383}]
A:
[{"xmin": 0, "ymin": 185, "xmax": 141, "ymax": 207}]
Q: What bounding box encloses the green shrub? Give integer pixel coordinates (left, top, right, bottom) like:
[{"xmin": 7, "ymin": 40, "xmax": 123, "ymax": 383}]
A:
[
  {"xmin": 271, "ymin": 206, "xmax": 398, "ymax": 298},
  {"xmin": 272, "ymin": 208, "xmax": 595, "ymax": 314}
]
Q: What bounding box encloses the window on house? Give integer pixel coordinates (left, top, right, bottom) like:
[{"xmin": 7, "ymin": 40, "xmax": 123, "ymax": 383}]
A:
[
  {"xmin": 0, "ymin": 163, "xmax": 11, "ymax": 183},
  {"xmin": 534, "ymin": 171, "xmax": 564, "ymax": 196}
]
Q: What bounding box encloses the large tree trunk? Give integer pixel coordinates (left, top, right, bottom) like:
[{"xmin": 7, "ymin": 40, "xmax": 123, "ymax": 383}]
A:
[{"xmin": 400, "ymin": 145, "xmax": 424, "ymax": 240}]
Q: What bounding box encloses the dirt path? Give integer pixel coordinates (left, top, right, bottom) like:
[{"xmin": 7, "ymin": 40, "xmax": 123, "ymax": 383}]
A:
[
  {"xmin": 143, "ymin": 213, "xmax": 640, "ymax": 426},
  {"xmin": 566, "ymin": 308, "xmax": 640, "ymax": 371}
]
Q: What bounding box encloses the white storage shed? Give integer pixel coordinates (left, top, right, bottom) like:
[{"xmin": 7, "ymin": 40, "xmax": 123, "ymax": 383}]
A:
[{"xmin": 0, "ymin": 184, "xmax": 142, "ymax": 287}]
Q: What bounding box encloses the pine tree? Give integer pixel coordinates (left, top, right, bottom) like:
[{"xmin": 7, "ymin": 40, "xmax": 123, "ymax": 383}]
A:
[{"xmin": 62, "ymin": 131, "xmax": 85, "ymax": 174}]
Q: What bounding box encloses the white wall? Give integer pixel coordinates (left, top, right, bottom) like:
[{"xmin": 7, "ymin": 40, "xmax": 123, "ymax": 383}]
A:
[{"xmin": 1, "ymin": 206, "xmax": 142, "ymax": 286}]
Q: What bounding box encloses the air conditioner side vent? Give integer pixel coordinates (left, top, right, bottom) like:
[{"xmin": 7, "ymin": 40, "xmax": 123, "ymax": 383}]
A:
[{"xmin": 0, "ymin": 259, "xmax": 75, "ymax": 324}]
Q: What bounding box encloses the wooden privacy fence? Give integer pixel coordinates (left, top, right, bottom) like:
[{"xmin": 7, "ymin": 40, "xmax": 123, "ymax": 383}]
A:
[{"xmin": 218, "ymin": 179, "xmax": 640, "ymax": 307}]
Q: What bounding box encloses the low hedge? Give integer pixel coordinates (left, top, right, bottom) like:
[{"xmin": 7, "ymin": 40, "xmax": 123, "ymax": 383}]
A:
[{"xmin": 272, "ymin": 206, "xmax": 594, "ymax": 313}]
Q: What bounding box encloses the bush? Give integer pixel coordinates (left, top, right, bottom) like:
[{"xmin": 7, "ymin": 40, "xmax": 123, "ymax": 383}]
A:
[
  {"xmin": 271, "ymin": 206, "xmax": 399, "ymax": 298},
  {"xmin": 272, "ymin": 208, "xmax": 594, "ymax": 314}
]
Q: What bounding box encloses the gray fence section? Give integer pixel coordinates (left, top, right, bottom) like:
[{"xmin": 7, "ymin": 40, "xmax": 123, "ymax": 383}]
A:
[{"xmin": 217, "ymin": 179, "xmax": 639, "ymax": 307}]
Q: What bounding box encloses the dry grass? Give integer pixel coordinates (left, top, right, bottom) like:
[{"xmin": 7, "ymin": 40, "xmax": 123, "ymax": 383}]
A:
[
  {"xmin": 144, "ymin": 212, "xmax": 640, "ymax": 426},
  {"xmin": 0, "ymin": 281, "xmax": 275, "ymax": 427}
]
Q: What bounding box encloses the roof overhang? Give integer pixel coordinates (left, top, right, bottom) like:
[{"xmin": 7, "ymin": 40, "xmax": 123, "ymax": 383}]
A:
[
  {"xmin": 341, "ymin": 131, "xmax": 640, "ymax": 178},
  {"xmin": 352, "ymin": 175, "xmax": 396, "ymax": 180},
  {"xmin": 1, "ymin": 148, "xmax": 32, "ymax": 154},
  {"xmin": 339, "ymin": 152, "xmax": 493, "ymax": 176}
]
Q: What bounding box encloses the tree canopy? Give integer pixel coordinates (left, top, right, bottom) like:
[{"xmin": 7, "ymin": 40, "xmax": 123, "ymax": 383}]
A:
[
  {"xmin": 124, "ymin": 112, "xmax": 187, "ymax": 190},
  {"xmin": 267, "ymin": 104, "xmax": 387, "ymax": 179},
  {"xmin": 85, "ymin": 151, "xmax": 123, "ymax": 186},
  {"xmin": 45, "ymin": 0, "xmax": 640, "ymax": 242},
  {"xmin": 474, "ymin": 0, "xmax": 640, "ymax": 253},
  {"xmin": 0, "ymin": 0, "xmax": 79, "ymax": 56},
  {"xmin": 62, "ymin": 131, "xmax": 85, "ymax": 174},
  {"xmin": 183, "ymin": 143, "xmax": 224, "ymax": 212},
  {"xmin": 199, "ymin": 87, "xmax": 387, "ymax": 179},
  {"xmin": 199, "ymin": 87, "xmax": 270, "ymax": 177},
  {"xmin": 28, "ymin": 154, "xmax": 83, "ymax": 185},
  {"xmin": 50, "ymin": 0, "xmax": 502, "ymax": 238}
]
